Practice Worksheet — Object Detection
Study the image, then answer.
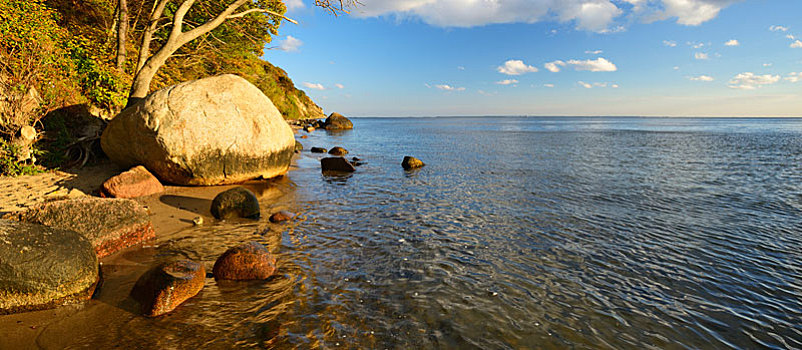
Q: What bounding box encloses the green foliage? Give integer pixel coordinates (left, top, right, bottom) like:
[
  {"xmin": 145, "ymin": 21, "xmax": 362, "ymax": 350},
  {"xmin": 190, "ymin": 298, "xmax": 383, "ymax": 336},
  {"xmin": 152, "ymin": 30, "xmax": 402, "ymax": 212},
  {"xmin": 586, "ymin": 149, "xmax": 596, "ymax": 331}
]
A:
[
  {"xmin": 66, "ymin": 37, "xmax": 127, "ymax": 109},
  {"xmin": 0, "ymin": 140, "xmax": 43, "ymax": 176}
]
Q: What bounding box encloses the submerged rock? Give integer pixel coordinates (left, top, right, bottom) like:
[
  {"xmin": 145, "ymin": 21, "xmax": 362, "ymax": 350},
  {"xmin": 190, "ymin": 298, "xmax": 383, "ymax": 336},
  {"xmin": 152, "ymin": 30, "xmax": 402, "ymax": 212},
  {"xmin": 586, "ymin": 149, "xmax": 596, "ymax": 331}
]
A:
[
  {"xmin": 131, "ymin": 260, "xmax": 205, "ymax": 317},
  {"xmin": 402, "ymin": 156, "xmax": 425, "ymax": 170},
  {"xmin": 294, "ymin": 140, "xmax": 304, "ymax": 153},
  {"xmin": 213, "ymin": 241, "xmax": 277, "ymax": 280},
  {"xmin": 0, "ymin": 219, "xmax": 98, "ymax": 314},
  {"xmin": 12, "ymin": 198, "xmax": 155, "ymax": 258},
  {"xmin": 101, "ymin": 74, "xmax": 295, "ymax": 185},
  {"xmin": 328, "ymin": 146, "xmax": 348, "ymax": 156},
  {"xmin": 323, "ymin": 112, "xmax": 353, "ymax": 130},
  {"xmin": 310, "ymin": 147, "xmax": 327, "ymax": 153},
  {"xmin": 100, "ymin": 165, "xmax": 164, "ymax": 198},
  {"xmin": 269, "ymin": 211, "xmax": 294, "ymax": 223},
  {"xmin": 321, "ymin": 157, "xmax": 356, "ymax": 173},
  {"xmin": 211, "ymin": 187, "xmax": 260, "ymax": 220}
]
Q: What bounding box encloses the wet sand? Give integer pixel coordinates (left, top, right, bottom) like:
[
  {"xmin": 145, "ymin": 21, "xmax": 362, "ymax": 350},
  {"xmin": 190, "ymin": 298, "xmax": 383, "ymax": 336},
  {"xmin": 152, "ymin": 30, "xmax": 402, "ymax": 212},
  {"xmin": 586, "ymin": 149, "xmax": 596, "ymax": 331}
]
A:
[{"xmin": 0, "ymin": 159, "xmax": 299, "ymax": 348}]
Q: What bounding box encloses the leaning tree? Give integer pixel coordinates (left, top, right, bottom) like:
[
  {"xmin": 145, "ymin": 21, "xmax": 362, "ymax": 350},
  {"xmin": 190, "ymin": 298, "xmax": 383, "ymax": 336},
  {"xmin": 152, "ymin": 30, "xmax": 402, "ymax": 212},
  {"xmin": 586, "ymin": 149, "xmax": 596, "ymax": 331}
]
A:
[{"xmin": 123, "ymin": 0, "xmax": 354, "ymax": 107}]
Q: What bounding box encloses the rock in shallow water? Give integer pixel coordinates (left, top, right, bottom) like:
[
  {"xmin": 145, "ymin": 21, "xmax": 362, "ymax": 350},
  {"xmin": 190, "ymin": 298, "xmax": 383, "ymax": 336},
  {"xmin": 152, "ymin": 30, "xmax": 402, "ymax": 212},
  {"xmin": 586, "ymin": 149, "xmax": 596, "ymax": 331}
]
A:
[
  {"xmin": 213, "ymin": 241, "xmax": 277, "ymax": 280},
  {"xmin": 100, "ymin": 165, "xmax": 164, "ymax": 198},
  {"xmin": 269, "ymin": 211, "xmax": 294, "ymax": 223},
  {"xmin": 323, "ymin": 112, "xmax": 353, "ymax": 130},
  {"xmin": 11, "ymin": 198, "xmax": 155, "ymax": 258},
  {"xmin": 211, "ymin": 187, "xmax": 260, "ymax": 220},
  {"xmin": 101, "ymin": 74, "xmax": 295, "ymax": 185},
  {"xmin": 321, "ymin": 157, "xmax": 356, "ymax": 173},
  {"xmin": 310, "ymin": 147, "xmax": 327, "ymax": 153},
  {"xmin": 131, "ymin": 260, "xmax": 205, "ymax": 317},
  {"xmin": 402, "ymin": 156, "xmax": 425, "ymax": 170},
  {"xmin": 0, "ymin": 219, "xmax": 99, "ymax": 314},
  {"xmin": 328, "ymin": 146, "xmax": 348, "ymax": 156}
]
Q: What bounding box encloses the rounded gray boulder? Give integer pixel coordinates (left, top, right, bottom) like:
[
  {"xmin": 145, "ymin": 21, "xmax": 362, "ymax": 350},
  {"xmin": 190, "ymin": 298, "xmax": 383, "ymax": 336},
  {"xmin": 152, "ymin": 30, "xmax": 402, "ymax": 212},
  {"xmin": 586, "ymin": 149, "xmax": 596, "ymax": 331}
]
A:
[
  {"xmin": 101, "ymin": 74, "xmax": 295, "ymax": 185},
  {"xmin": 0, "ymin": 219, "xmax": 99, "ymax": 314}
]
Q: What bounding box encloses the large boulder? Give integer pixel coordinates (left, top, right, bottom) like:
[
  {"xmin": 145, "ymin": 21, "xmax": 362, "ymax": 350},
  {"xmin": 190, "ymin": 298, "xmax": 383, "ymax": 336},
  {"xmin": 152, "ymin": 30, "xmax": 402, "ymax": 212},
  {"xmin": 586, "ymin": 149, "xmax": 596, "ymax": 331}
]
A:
[
  {"xmin": 131, "ymin": 260, "xmax": 205, "ymax": 317},
  {"xmin": 0, "ymin": 219, "xmax": 99, "ymax": 314},
  {"xmin": 323, "ymin": 112, "xmax": 353, "ymax": 130},
  {"xmin": 101, "ymin": 74, "xmax": 295, "ymax": 185},
  {"xmin": 321, "ymin": 157, "xmax": 356, "ymax": 173},
  {"xmin": 100, "ymin": 165, "xmax": 165, "ymax": 198},
  {"xmin": 11, "ymin": 198, "xmax": 155, "ymax": 258}
]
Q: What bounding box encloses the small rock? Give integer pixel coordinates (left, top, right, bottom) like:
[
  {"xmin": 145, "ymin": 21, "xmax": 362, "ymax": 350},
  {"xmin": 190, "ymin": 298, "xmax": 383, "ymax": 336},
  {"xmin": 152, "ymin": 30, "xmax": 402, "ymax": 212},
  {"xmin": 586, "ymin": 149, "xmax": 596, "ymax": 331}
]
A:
[
  {"xmin": 321, "ymin": 157, "xmax": 356, "ymax": 173},
  {"xmin": 100, "ymin": 165, "xmax": 165, "ymax": 198},
  {"xmin": 351, "ymin": 157, "xmax": 362, "ymax": 162},
  {"xmin": 402, "ymin": 156, "xmax": 425, "ymax": 170},
  {"xmin": 310, "ymin": 147, "xmax": 327, "ymax": 153},
  {"xmin": 269, "ymin": 211, "xmax": 294, "ymax": 223},
  {"xmin": 192, "ymin": 217, "xmax": 203, "ymax": 225},
  {"xmin": 300, "ymin": 135, "xmax": 308, "ymax": 139},
  {"xmin": 213, "ymin": 242, "xmax": 277, "ymax": 280},
  {"xmin": 328, "ymin": 147, "xmax": 348, "ymax": 156},
  {"xmin": 131, "ymin": 260, "xmax": 206, "ymax": 317},
  {"xmin": 304, "ymin": 126, "xmax": 315, "ymax": 132},
  {"xmin": 211, "ymin": 187, "xmax": 260, "ymax": 220},
  {"xmin": 294, "ymin": 140, "xmax": 304, "ymax": 153}
]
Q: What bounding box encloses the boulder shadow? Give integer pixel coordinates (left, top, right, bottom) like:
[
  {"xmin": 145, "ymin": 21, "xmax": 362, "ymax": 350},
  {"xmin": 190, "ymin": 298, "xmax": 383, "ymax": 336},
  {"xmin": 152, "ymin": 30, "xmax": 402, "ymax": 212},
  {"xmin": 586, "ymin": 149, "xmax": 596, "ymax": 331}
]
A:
[{"xmin": 159, "ymin": 195, "xmax": 213, "ymax": 215}]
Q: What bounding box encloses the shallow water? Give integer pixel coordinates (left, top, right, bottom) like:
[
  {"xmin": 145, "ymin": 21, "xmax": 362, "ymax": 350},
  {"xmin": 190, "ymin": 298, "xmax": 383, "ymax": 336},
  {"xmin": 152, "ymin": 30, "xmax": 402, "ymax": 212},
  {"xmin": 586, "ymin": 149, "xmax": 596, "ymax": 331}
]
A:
[{"xmin": 4, "ymin": 117, "xmax": 802, "ymax": 349}]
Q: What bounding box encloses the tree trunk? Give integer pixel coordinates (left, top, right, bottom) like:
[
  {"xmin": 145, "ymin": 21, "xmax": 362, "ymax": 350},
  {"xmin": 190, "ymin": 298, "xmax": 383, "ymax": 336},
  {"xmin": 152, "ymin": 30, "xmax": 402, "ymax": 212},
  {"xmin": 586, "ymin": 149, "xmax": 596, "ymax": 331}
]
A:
[{"xmin": 115, "ymin": 0, "xmax": 128, "ymax": 71}]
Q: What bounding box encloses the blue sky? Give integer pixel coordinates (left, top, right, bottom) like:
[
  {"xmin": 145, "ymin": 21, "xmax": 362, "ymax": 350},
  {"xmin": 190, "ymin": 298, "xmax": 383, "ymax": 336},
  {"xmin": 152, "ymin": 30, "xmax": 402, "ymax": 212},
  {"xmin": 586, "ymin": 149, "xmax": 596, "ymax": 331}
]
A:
[{"xmin": 265, "ymin": 0, "xmax": 802, "ymax": 117}]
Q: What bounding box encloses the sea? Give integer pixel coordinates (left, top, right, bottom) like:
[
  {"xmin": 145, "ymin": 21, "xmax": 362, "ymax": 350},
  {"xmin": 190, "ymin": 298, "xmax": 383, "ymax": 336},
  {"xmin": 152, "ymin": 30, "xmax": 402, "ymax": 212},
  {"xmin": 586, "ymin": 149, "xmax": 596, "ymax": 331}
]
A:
[{"xmin": 8, "ymin": 117, "xmax": 802, "ymax": 349}]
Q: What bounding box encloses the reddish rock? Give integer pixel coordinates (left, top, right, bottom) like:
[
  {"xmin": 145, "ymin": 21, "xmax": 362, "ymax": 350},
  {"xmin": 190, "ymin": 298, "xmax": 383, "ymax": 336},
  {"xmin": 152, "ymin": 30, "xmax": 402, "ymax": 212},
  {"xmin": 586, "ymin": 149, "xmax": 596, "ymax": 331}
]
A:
[
  {"xmin": 300, "ymin": 135, "xmax": 308, "ymax": 139},
  {"xmin": 131, "ymin": 260, "xmax": 206, "ymax": 317},
  {"xmin": 11, "ymin": 198, "xmax": 155, "ymax": 258},
  {"xmin": 101, "ymin": 165, "xmax": 164, "ymax": 198},
  {"xmin": 321, "ymin": 157, "xmax": 356, "ymax": 173},
  {"xmin": 269, "ymin": 211, "xmax": 294, "ymax": 223},
  {"xmin": 213, "ymin": 241, "xmax": 277, "ymax": 280}
]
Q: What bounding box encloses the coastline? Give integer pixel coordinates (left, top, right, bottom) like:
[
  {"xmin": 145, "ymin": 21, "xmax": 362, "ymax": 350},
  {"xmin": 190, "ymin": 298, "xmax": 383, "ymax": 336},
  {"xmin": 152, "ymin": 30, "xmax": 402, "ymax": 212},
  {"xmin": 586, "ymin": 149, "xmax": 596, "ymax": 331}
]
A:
[{"xmin": 0, "ymin": 146, "xmax": 303, "ymax": 347}]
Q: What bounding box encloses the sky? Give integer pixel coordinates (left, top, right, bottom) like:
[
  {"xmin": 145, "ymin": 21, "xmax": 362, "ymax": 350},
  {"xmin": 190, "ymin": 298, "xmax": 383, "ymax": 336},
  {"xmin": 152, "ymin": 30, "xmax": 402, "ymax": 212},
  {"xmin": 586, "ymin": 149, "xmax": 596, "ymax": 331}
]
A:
[{"xmin": 265, "ymin": 0, "xmax": 802, "ymax": 117}]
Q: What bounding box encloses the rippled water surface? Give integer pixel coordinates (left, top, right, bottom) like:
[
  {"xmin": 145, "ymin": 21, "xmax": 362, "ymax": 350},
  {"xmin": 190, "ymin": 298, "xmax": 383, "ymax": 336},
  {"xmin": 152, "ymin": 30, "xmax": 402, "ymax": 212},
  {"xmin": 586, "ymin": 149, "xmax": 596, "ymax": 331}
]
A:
[{"xmin": 7, "ymin": 117, "xmax": 802, "ymax": 349}]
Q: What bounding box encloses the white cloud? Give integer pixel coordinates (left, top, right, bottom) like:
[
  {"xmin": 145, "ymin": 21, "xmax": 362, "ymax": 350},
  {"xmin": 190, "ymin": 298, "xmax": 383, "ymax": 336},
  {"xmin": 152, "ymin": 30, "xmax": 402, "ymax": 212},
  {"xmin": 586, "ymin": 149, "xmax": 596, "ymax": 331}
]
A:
[
  {"xmin": 352, "ymin": 0, "xmax": 625, "ymax": 32},
  {"xmin": 285, "ymin": 0, "xmax": 305, "ymax": 11},
  {"xmin": 689, "ymin": 41, "xmax": 705, "ymax": 49},
  {"xmin": 435, "ymin": 84, "xmax": 465, "ymax": 91},
  {"xmin": 566, "ymin": 57, "xmax": 617, "ymax": 72},
  {"xmin": 458, "ymin": 66, "xmax": 465, "ymax": 70},
  {"xmin": 585, "ymin": 50, "xmax": 603, "ymax": 54},
  {"xmin": 763, "ymin": 63, "xmax": 773, "ymax": 67},
  {"xmin": 334, "ymin": 83, "xmax": 345, "ymax": 89},
  {"xmin": 497, "ymin": 60, "xmax": 539, "ymax": 75},
  {"xmin": 689, "ymin": 75, "xmax": 714, "ymax": 81},
  {"xmin": 791, "ymin": 40, "xmax": 802, "ymax": 48},
  {"xmin": 694, "ymin": 52, "xmax": 709, "ymax": 60},
  {"xmin": 786, "ymin": 34, "xmax": 796, "ymax": 40},
  {"xmin": 786, "ymin": 72, "xmax": 802, "ymax": 83},
  {"xmin": 770, "ymin": 25, "xmax": 789, "ymax": 32},
  {"xmin": 656, "ymin": 0, "xmax": 739, "ymax": 26},
  {"xmin": 663, "ymin": 40, "xmax": 677, "ymax": 47},
  {"xmin": 278, "ymin": 36, "xmax": 303, "ymax": 52},
  {"xmin": 673, "ymin": 66, "xmax": 680, "ymax": 70},
  {"xmin": 543, "ymin": 83, "xmax": 555, "ymax": 88},
  {"xmin": 724, "ymin": 39, "xmax": 739, "ymax": 46},
  {"xmin": 495, "ymin": 79, "xmax": 519, "ymax": 85},
  {"xmin": 544, "ymin": 60, "xmax": 566, "ymax": 73},
  {"xmin": 578, "ymin": 81, "xmax": 618, "ymax": 88},
  {"xmin": 728, "ymin": 72, "xmax": 781, "ymax": 90},
  {"xmin": 302, "ymin": 82, "xmax": 326, "ymax": 90}
]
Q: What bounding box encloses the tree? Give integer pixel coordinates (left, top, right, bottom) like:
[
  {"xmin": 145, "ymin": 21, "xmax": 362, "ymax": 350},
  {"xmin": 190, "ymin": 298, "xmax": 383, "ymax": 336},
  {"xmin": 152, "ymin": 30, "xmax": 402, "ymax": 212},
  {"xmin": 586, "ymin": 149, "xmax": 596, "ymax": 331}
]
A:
[
  {"xmin": 126, "ymin": 0, "xmax": 354, "ymax": 107},
  {"xmin": 115, "ymin": 0, "xmax": 128, "ymax": 71}
]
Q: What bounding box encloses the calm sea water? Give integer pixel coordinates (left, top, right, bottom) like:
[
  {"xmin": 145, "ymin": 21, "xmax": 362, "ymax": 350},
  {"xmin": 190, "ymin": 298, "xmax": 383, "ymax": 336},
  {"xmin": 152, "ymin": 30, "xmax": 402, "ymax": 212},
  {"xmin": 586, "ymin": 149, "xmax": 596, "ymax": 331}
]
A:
[{"xmin": 8, "ymin": 117, "xmax": 802, "ymax": 349}]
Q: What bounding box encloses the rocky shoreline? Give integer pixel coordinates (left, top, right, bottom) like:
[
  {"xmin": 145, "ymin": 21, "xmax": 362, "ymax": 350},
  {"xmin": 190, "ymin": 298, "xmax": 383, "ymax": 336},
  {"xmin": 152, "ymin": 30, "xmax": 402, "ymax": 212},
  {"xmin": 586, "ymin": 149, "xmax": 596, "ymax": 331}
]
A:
[{"xmin": 0, "ymin": 75, "xmax": 426, "ymax": 347}]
